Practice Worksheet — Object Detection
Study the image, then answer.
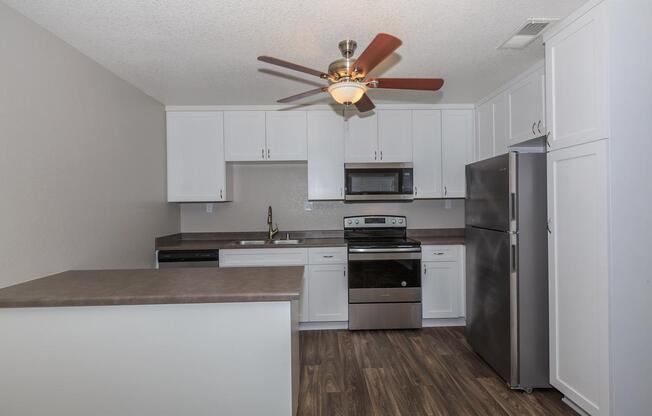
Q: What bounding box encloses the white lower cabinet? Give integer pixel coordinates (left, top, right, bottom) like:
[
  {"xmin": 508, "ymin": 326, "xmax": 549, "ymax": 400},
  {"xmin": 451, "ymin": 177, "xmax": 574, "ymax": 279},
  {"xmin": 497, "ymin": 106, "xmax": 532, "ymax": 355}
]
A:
[
  {"xmin": 421, "ymin": 245, "xmax": 465, "ymax": 319},
  {"xmin": 547, "ymin": 139, "xmax": 609, "ymax": 415},
  {"xmin": 219, "ymin": 247, "xmax": 347, "ymax": 323},
  {"xmin": 307, "ymin": 264, "xmax": 348, "ymax": 322}
]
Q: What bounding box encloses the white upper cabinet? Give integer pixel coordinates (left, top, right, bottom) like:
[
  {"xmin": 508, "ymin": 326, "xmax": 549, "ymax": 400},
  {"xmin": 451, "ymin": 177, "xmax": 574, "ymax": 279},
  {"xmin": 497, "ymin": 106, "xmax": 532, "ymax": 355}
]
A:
[
  {"xmin": 307, "ymin": 111, "xmax": 345, "ymax": 200},
  {"xmin": 412, "ymin": 110, "xmax": 442, "ymax": 198},
  {"xmin": 545, "ymin": 1, "xmax": 608, "ymax": 150},
  {"xmin": 166, "ymin": 111, "xmax": 230, "ymax": 202},
  {"xmin": 476, "ymin": 102, "xmax": 494, "ymax": 161},
  {"xmin": 441, "ymin": 109, "xmax": 474, "ymax": 198},
  {"xmin": 224, "ymin": 111, "xmax": 308, "ymax": 161},
  {"xmin": 493, "ymin": 93, "xmax": 508, "ymax": 155},
  {"xmin": 377, "ymin": 110, "xmax": 413, "ymax": 162},
  {"xmin": 345, "ymin": 113, "xmax": 378, "ymax": 162},
  {"xmin": 508, "ymin": 67, "xmax": 545, "ymax": 145},
  {"xmin": 224, "ymin": 111, "xmax": 266, "ymax": 161},
  {"xmin": 547, "ymin": 139, "xmax": 609, "ymax": 415},
  {"xmin": 265, "ymin": 111, "xmax": 307, "ymax": 161}
]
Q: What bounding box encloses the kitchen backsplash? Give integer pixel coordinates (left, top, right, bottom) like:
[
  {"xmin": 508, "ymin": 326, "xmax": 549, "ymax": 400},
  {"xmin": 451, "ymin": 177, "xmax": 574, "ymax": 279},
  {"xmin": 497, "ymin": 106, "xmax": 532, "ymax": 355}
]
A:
[{"xmin": 180, "ymin": 163, "xmax": 464, "ymax": 232}]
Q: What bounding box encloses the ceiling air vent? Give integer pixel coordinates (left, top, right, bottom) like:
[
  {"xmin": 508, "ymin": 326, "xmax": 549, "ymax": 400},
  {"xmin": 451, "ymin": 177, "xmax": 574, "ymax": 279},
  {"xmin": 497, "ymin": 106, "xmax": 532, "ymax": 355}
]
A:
[{"xmin": 498, "ymin": 18, "xmax": 559, "ymax": 49}]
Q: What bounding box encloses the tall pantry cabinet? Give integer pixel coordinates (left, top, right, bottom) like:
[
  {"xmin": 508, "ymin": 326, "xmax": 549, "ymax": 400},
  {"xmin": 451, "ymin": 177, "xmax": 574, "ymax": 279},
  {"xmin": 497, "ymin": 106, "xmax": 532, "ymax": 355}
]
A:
[{"xmin": 544, "ymin": 1, "xmax": 610, "ymax": 415}]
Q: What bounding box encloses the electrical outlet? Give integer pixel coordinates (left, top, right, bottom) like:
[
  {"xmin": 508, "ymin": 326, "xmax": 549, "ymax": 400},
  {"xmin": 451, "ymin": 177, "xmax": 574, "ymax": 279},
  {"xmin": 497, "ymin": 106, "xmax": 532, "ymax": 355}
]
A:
[
  {"xmin": 304, "ymin": 201, "xmax": 313, "ymax": 211},
  {"xmin": 444, "ymin": 200, "xmax": 452, "ymax": 209},
  {"xmin": 206, "ymin": 203, "xmax": 213, "ymax": 213}
]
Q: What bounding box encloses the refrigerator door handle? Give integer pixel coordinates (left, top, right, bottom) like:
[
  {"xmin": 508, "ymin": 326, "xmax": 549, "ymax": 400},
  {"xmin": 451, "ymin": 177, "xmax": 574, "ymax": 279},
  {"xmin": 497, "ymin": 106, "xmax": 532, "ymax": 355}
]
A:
[{"xmin": 509, "ymin": 233, "xmax": 519, "ymax": 386}]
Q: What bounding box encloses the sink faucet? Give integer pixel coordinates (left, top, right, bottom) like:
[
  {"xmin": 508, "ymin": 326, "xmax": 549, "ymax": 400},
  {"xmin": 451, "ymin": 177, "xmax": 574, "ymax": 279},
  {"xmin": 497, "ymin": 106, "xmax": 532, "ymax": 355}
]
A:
[{"xmin": 267, "ymin": 206, "xmax": 279, "ymax": 240}]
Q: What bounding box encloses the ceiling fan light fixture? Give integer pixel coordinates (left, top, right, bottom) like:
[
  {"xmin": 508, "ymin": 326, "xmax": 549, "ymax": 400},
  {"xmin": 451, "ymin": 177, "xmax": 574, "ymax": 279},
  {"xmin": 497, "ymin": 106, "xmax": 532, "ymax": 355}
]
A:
[{"xmin": 327, "ymin": 81, "xmax": 367, "ymax": 105}]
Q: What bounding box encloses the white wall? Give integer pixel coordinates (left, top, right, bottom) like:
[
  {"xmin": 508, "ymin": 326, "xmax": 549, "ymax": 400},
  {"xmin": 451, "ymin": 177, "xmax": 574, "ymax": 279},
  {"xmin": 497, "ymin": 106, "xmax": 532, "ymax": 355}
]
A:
[
  {"xmin": 181, "ymin": 163, "xmax": 464, "ymax": 232},
  {"xmin": 0, "ymin": 3, "xmax": 179, "ymax": 288},
  {"xmin": 607, "ymin": 0, "xmax": 652, "ymax": 414}
]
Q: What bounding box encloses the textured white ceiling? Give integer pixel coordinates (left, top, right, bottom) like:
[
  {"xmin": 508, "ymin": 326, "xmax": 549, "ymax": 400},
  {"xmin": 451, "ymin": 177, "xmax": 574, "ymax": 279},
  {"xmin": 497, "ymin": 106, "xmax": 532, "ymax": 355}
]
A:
[{"xmin": 3, "ymin": 0, "xmax": 586, "ymax": 105}]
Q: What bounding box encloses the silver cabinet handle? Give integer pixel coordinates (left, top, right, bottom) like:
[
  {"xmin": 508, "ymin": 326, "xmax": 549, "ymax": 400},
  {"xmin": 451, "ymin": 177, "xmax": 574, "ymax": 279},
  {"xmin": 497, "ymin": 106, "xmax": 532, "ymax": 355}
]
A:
[
  {"xmin": 532, "ymin": 122, "xmax": 536, "ymax": 135},
  {"xmin": 546, "ymin": 131, "xmax": 551, "ymax": 148},
  {"xmin": 380, "ymin": 150, "xmax": 383, "ymax": 160},
  {"xmin": 261, "ymin": 148, "xmax": 265, "ymax": 159},
  {"xmin": 444, "ymin": 186, "xmax": 448, "ymax": 196},
  {"xmin": 220, "ymin": 189, "xmax": 223, "ymax": 199},
  {"xmin": 537, "ymin": 120, "xmax": 542, "ymax": 134},
  {"xmin": 374, "ymin": 150, "xmax": 377, "ymax": 160},
  {"xmin": 267, "ymin": 148, "xmax": 270, "ymax": 159},
  {"xmin": 323, "ymin": 255, "xmax": 334, "ymax": 258},
  {"xmin": 414, "ymin": 186, "xmax": 418, "ymax": 197},
  {"xmin": 433, "ymin": 252, "xmax": 445, "ymax": 255},
  {"xmin": 340, "ymin": 187, "xmax": 343, "ymax": 197},
  {"xmin": 547, "ymin": 218, "xmax": 552, "ymax": 234}
]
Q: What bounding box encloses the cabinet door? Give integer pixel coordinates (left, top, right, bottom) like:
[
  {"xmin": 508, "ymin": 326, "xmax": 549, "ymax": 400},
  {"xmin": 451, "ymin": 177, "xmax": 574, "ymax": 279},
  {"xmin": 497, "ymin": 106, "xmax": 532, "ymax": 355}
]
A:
[
  {"xmin": 547, "ymin": 140, "xmax": 609, "ymax": 415},
  {"xmin": 493, "ymin": 93, "xmax": 509, "ymax": 155},
  {"xmin": 308, "ymin": 264, "xmax": 348, "ymax": 322},
  {"xmin": 377, "ymin": 110, "xmax": 413, "ymax": 162},
  {"xmin": 412, "ymin": 110, "xmax": 442, "ymax": 198},
  {"xmin": 299, "ymin": 267, "xmax": 310, "ymax": 322},
  {"xmin": 345, "ymin": 113, "xmax": 378, "ymax": 162},
  {"xmin": 224, "ymin": 111, "xmax": 266, "ymax": 161},
  {"xmin": 508, "ymin": 68, "xmax": 545, "ymax": 145},
  {"xmin": 167, "ymin": 111, "xmax": 226, "ymax": 202},
  {"xmin": 476, "ymin": 102, "xmax": 494, "ymax": 161},
  {"xmin": 442, "ymin": 110, "xmax": 475, "ymax": 198},
  {"xmin": 422, "ymin": 261, "xmax": 460, "ymax": 319},
  {"xmin": 307, "ymin": 111, "xmax": 345, "ymax": 200},
  {"xmin": 545, "ymin": 2, "xmax": 608, "ymax": 150},
  {"xmin": 265, "ymin": 111, "xmax": 307, "ymax": 161}
]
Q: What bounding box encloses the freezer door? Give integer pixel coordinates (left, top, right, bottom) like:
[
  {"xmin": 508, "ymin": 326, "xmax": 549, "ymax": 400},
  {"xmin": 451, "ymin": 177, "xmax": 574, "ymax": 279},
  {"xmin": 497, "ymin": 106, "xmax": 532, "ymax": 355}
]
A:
[
  {"xmin": 465, "ymin": 153, "xmax": 513, "ymax": 231},
  {"xmin": 465, "ymin": 226, "xmax": 514, "ymax": 383}
]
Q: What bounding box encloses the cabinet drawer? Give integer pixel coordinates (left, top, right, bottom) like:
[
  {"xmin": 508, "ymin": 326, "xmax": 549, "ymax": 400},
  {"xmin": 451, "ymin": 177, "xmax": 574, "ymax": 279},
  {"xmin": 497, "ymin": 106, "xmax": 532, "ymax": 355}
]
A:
[
  {"xmin": 308, "ymin": 247, "xmax": 347, "ymax": 265},
  {"xmin": 421, "ymin": 245, "xmax": 461, "ymax": 262},
  {"xmin": 219, "ymin": 248, "xmax": 308, "ymax": 267}
]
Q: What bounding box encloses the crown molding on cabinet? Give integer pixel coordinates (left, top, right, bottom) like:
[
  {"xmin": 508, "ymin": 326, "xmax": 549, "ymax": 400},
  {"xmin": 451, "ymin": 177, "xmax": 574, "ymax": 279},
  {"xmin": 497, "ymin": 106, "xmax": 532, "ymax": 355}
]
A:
[
  {"xmin": 542, "ymin": 0, "xmax": 605, "ymax": 43},
  {"xmin": 165, "ymin": 103, "xmax": 475, "ymax": 112},
  {"xmin": 475, "ymin": 60, "xmax": 545, "ymax": 107}
]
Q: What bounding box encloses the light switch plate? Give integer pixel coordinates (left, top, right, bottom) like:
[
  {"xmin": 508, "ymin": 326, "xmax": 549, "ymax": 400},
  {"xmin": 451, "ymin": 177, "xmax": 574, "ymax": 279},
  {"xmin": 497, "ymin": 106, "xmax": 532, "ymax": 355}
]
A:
[
  {"xmin": 304, "ymin": 201, "xmax": 313, "ymax": 211},
  {"xmin": 444, "ymin": 200, "xmax": 452, "ymax": 209},
  {"xmin": 206, "ymin": 203, "xmax": 213, "ymax": 213}
]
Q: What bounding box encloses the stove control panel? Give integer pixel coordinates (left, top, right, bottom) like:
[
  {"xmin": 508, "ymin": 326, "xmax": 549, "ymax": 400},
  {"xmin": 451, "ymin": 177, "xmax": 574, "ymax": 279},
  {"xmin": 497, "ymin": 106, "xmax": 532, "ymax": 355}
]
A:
[{"xmin": 344, "ymin": 215, "xmax": 406, "ymax": 229}]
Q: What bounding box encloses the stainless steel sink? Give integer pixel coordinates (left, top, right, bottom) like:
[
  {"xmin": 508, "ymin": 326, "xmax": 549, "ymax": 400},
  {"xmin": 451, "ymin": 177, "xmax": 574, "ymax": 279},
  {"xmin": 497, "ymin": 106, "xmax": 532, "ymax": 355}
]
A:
[
  {"xmin": 235, "ymin": 240, "xmax": 267, "ymax": 246},
  {"xmin": 270, "ymin": 239, "xmax": 303, "ymax": 245}
]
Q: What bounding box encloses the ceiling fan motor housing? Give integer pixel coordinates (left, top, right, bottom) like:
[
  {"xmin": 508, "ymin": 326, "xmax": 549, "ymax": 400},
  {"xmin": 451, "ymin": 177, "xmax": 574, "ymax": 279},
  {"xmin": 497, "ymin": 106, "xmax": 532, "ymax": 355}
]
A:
[{"xmin": 328, "ymin": 40, "xmax": 364, "ymax": 81}]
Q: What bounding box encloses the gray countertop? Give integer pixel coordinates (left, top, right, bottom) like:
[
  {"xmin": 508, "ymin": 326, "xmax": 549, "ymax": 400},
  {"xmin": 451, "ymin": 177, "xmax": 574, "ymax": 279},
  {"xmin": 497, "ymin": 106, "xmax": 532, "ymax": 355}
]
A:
[
  {"xmin": 0, "ymin": 267, "xmax": 304, "ymax": 308},
  {"xmin": 155, "ymin": 229, "xmax": 465, "ymax": 251}
]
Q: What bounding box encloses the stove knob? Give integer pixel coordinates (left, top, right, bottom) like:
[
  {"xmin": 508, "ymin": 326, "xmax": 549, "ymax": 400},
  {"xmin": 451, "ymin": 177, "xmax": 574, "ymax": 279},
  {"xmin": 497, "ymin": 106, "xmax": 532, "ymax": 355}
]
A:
[
  {"xmin": 346, "ymin": 219, "xmax": 352, "ymax": 225},
  {"xmin": 398, "ymin": 218, "xmax": 404, "ymax": 224},
  {"xmin": 392, "ymin": 219, "xmax": 397, "ymax": 224},
  {"xmin": 355, "ymin": 219, "xmax": 359, "ymax": 224},
  {"xmin": 401, "ymin": 281, "xmax": 407, "ymax": 287}
]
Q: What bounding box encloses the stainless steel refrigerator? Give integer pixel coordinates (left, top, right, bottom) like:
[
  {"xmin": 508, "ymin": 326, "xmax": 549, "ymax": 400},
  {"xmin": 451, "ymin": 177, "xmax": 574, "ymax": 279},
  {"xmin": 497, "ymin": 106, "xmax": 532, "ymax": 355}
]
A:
[{"xmin": 465, "ymin": 152, "xmax": 549, "ymax": 391}]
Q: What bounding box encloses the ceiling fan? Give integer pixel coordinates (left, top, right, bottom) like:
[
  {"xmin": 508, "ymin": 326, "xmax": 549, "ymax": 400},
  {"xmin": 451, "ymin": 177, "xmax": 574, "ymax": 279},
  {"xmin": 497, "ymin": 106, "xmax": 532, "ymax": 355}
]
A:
[{"xmin": 257, "ymin": 33, "xmax": 444, "ymax": 112}]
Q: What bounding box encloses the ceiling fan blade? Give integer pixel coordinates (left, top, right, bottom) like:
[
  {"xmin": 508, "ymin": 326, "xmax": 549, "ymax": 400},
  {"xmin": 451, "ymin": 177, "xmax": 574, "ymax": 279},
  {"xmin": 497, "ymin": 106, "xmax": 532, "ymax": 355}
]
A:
[
  {"xmin": 258, "ymin": 56, "xmax": 328, "ymax": 79},
  {"xmin": 277, "ymin": 87, "xmax": 328, "ymax": 103},
  {"xmin": 353, "ymin": 33, "xmax": 402, "ymax": 77},
  {"xmin": 354, "ymin": 93, "xmax": 375, "ymax": 112},
  {"xmin": 370, "ymin": 78, "xmax": 444, "ymax": 91}
]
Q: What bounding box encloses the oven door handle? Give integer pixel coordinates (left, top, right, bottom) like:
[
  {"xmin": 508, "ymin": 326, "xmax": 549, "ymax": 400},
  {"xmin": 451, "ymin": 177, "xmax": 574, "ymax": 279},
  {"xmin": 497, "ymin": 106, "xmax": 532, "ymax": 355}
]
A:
[
  {"xmin": 348, "ymin": 247, "xmax": 421, "ymax": 253},
  {"xmin": 348, "ymin": 252, "xmax": 422, "ymax": 261}
]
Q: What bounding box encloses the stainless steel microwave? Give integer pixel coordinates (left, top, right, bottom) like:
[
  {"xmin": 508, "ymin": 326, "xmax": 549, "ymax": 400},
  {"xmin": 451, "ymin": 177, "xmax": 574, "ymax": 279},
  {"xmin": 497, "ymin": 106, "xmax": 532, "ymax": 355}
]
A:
[{"xmin": 344, "ymin": 163, "xmax": 414, "ymax": 201}]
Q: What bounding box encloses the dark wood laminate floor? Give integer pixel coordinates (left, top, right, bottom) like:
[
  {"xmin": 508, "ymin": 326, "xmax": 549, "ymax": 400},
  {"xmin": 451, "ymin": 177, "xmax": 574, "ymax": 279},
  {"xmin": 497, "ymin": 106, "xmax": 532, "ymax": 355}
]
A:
[{"xmin": 298, "ymin": 327, "xmax": 575, "ymax": 416}]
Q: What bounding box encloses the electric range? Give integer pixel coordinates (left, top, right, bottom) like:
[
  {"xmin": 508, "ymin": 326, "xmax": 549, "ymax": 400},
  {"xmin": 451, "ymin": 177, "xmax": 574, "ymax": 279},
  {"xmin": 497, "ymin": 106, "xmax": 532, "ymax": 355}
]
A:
[{"xmin": 344, "ymin": 215, "xmax": 422, "ymax": 330}]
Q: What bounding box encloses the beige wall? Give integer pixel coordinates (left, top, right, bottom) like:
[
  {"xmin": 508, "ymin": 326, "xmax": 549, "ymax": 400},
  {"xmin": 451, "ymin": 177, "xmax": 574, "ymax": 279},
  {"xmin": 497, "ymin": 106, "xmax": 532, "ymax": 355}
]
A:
[
  {"xmin": 181, "ymin": 163, "xmax": 464, "ymax": 232},
  {"xmin": 0, "ymin": 3, "xmax": 179, "ymax": 288}
]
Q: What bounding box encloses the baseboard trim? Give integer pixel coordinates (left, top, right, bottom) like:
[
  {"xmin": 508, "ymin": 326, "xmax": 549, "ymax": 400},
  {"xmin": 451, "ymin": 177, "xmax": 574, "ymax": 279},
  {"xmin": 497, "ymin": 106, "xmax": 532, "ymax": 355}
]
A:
[
  {"xmin": 561, "ymin": 397, "xmax": 590, "ymax": 416},
  {"xmin": 422, "ymin": 317, "xmax": 466, "ymax": 327},
  {"xmin": 299, "ymin": 318, "xmax": 466, "ymax": 331}
]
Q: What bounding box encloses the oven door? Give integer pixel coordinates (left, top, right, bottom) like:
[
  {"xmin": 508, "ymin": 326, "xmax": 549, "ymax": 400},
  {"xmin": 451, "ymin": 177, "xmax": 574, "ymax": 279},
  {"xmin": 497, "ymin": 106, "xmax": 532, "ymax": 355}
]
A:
[
  {"xmin": 348, "ymin": 249, "xmax": 421, "ymax": 303},
  {"xmin": 344, "ymin": 163, "xmax": 413, "ymax": 201}
]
